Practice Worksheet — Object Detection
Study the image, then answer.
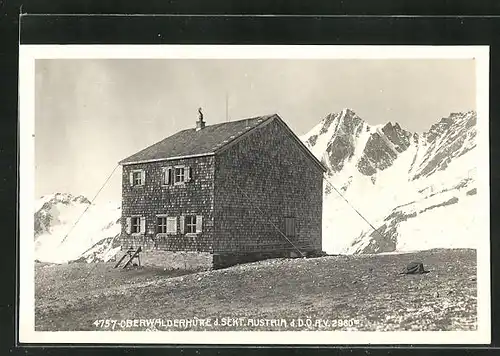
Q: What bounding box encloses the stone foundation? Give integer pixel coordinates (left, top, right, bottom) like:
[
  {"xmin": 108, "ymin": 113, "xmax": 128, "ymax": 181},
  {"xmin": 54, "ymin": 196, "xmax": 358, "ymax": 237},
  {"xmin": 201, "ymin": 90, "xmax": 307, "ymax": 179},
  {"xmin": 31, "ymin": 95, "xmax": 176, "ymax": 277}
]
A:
[
  {"xmin": 124, "ymin": 248, "xmax": 325, "ymax": 271},
  {"xmin": 138, "ymin": 250, "xmax": 213, "ymax": 271},
  {"xmin": 212, "ymin": 251, "xmax": 310, "ymax": 269}
]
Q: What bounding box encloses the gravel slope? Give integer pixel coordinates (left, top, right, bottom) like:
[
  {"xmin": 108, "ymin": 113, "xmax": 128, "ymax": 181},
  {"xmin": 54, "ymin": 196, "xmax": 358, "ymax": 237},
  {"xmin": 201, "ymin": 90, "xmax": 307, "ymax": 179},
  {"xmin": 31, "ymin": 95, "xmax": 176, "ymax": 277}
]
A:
[{"xmin": 35, "ymin": 248, "xmax": 477, "ymax": 331}]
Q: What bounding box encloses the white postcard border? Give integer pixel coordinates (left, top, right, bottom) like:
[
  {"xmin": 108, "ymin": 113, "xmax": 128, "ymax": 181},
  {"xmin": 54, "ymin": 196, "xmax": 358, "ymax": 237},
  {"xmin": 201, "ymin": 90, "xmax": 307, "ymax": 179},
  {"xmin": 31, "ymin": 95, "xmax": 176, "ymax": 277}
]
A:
[{"xmin": 19, "ymin": 45, "xmax": 491, "ymax": 345}]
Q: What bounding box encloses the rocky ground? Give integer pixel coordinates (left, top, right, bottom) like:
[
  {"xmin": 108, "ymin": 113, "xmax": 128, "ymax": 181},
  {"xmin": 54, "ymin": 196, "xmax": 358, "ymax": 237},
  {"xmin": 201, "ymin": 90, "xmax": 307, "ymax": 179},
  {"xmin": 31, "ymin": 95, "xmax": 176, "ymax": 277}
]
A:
[{"xmin": 35, "ymin": 248, "xmax": 477, "ymax": 332}]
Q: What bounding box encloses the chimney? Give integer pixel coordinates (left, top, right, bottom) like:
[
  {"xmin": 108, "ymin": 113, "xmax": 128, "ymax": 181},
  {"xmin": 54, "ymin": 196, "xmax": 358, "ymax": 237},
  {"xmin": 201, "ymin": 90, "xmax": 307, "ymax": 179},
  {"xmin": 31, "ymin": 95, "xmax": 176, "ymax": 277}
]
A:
[{"xmin": 196, "ymin": 107, "xmax": 206, "ymax": 131}]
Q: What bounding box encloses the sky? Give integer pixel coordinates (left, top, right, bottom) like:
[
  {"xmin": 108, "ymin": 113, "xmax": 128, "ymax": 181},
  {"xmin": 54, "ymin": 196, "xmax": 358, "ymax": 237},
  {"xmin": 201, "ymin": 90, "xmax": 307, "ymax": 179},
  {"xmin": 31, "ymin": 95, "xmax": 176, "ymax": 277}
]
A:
[{"xmin": 34, "ymin": 58, "xmax": 476, "ymax": 203}]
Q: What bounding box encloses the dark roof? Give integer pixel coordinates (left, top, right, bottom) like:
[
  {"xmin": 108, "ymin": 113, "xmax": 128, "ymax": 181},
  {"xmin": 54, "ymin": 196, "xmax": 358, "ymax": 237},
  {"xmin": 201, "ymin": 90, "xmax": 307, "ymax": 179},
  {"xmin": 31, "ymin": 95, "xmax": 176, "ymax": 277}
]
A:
[
  {"xmin": 119, "ymin": 114, "xmax": 327, "ymax": 172},
  {"xmin": 119, "ymin": 115, "xmax": 275, "ymax": 164}
]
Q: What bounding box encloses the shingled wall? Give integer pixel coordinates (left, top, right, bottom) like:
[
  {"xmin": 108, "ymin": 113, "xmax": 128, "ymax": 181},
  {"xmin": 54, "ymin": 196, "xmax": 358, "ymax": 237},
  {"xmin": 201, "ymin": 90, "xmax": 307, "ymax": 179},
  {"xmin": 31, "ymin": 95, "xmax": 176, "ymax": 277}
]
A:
[
  {"xmin": 213, "ymin": 119, "xmax": 323, "ymax": 266},
  {"xmin": 120, "ymin": 156, "xmax": 215, "ymax": 254}
]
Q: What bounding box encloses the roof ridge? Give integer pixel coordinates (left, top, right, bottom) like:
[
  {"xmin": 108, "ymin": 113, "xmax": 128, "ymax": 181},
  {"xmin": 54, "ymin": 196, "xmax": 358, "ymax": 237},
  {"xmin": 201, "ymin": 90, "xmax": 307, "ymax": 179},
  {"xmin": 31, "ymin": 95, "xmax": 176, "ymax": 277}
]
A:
[
  {"xmin": 202, "ymin": 113, "xmax": 276, "ymax": 129},
  {"xmin": 165, "ymin": 114, "xmax": 276, "ymax": 134}
]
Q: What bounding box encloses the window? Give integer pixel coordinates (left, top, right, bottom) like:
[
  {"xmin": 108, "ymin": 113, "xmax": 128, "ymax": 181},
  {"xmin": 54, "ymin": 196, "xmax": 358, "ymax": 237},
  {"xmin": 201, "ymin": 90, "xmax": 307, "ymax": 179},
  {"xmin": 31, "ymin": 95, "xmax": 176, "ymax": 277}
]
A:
[
  {"xmin": 175, "ymin": 167, "xmax": 185, "ymax": 184},
  {"xmin": 133, "ymin": 171, "xmax": 142, "ymax": 185},
  {"xmin": 284, "ymin": 217, "xmax": 296, "ymax": 237},
  {"xmin": 164, "ymin": 166, "xmax": 192, "ymax": 185},
  {"xmin": 185, "ymin": 215, "xmax": 197, "ymax": 234},
  {"xmin": 131, "ymin": 217, "xmax": 141, "ymax": 233},
  {"xmin": 126, "ymin": 216, "xmax": 145, "ymax": 234},
  {"xmin": 180, "ymin": 214, "xmax": 202, "ymax": 234},
  {"xmin": 129, "ymin": 169, "xmax": 145, "ymax": 186},
  {"xmin": 157, "ymin": 217, "xmax": 167, "ymax": 234}
]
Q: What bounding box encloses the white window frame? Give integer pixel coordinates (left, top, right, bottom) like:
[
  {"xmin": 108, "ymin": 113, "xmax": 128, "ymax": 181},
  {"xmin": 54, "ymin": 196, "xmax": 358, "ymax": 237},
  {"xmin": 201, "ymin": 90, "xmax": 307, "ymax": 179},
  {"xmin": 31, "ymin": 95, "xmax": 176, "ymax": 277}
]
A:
[
  {"xmin": 130, "ymin": 169, "xmax": 145, "ymax": 187},
  {"xmin": 185, "ymin": 215, "xmax": 197, "ymax": 234},
  {"xmin": 156, "ymin": 215, "xmax": 168, "ymax": 234},
  {"xmin": 131, "ymin": 216, "xmax": 142, "ymax": 234},
  {"xmin": 174, "ymin": 166, "xmax": 185, "ymax": 185}
]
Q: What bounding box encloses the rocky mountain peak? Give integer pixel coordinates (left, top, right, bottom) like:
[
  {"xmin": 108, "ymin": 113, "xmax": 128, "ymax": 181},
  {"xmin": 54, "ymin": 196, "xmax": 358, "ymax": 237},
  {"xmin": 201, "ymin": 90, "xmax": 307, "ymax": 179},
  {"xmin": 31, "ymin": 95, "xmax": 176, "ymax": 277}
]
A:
[
  {"xmin": 72, "ymin": 195, "xmax": 92, "ymax": 205},
  {"xmin": 305, "ymin": 109, "xmax": 476, "ymax": 181},
  {"xmin": 317, "ymin": 108, "xmax": 364, "ymax": 136},
  {"xmin": 340, "ymin": 107, "xmax": 358, "ymax": 117},
  {"xmin": 410, "ymin": 111, "xmax": 477, "ymax": 180},
  {"xmin": 39, "ymin": 193, "xmax": 91, "ymax": 206},
  {"xmin": 425, "ymin": 111, "xmax": 476, "ymax": 142}
]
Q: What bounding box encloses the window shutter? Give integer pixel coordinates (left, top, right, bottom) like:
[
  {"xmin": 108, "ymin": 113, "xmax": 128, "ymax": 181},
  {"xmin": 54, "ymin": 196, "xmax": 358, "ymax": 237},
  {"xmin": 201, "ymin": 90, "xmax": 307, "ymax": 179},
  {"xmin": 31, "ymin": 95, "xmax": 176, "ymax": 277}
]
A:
[
  {"xmin": 179, "ymin": 215, "xmax": 185, "ymax": 234},
  {"xmin": 161, "ymin": 167, "xmax": 166, "ymax": 185},
  {"xmin": 141, "ymin": 170, "xmax": 146, "ymax": 185},
  {"xmin": 129, "ymin": 172, "xmax": 134, "ymax": 186},
  {"xmin": 184, "ymin": 167, "xmax": 192, "ymax": 182},
  {"xmin": 155, "ymin": 217, "xmax": 160, "ymax": 233},
  {"xmin": 140, "ymin": 217, "xmax": 146, "ymax": 233},
  {"xmin": 165, "ymin": 167, "xmax": 172, "ymax": 185},
  {"xmin": 162, "ymin": 167, "xmax": 172, "ymax": 185},
  {"xmin": 125, "ymin": 217, "xmax": 131, "ymax": 234},
  {"xmin": 196, "ymin": 215, "xmax": 203, "ymax": 233},
  {"xmin": 167, "ymin": 217, "xmax": 177, "ymax": 234}
]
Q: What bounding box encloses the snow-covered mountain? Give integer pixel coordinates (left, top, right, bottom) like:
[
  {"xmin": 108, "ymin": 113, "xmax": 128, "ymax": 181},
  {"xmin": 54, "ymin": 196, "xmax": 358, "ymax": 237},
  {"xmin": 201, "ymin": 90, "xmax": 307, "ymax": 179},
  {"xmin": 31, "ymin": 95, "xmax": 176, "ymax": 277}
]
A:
[
  {"xmin": 34, "ymin": 193, "xmax": 121, "ymax": 263},
  {"xmin": 302, "ymin": 108, "xmax": 479, "ymax": 254}
]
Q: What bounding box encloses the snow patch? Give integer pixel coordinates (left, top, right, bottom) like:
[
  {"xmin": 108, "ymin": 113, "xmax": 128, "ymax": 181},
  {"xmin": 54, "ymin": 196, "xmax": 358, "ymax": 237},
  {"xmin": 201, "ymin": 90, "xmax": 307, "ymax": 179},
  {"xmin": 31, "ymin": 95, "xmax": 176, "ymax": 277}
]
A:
[{"xmin": 34, "ymin": 193, "xmax": 121, "ymax": 263}]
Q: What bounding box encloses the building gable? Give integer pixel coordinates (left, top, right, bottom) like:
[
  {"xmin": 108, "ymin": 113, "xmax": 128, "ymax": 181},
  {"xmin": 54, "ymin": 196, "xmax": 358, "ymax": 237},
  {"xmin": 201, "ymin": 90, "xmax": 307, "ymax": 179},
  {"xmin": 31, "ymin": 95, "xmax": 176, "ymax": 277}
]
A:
[{"xmin": 215, "ymin": 114, "xmax": 327, "ymax": 173}]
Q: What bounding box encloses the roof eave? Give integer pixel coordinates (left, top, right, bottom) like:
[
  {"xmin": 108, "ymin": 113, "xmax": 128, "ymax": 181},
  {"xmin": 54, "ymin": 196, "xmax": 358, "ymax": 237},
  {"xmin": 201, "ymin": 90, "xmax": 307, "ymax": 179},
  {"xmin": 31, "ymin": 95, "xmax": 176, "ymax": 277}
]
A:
[{"xmin": 119, "ymin": 152, "xmax": 215, "ymax": 166}]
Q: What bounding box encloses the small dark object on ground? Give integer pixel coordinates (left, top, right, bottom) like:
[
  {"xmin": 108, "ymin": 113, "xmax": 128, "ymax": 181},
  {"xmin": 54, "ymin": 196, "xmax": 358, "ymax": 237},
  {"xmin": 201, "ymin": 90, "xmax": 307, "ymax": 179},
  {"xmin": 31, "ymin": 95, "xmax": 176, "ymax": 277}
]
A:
[{"xmin": 401, "ymin": 261, "xmax": 430, "ymax": 275}]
